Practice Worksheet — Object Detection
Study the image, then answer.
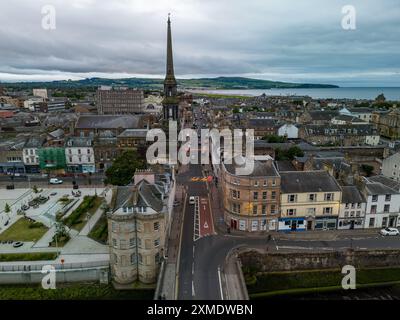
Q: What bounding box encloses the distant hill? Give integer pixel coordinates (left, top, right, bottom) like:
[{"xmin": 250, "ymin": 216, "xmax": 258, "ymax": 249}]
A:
[{"xmin": 3, "ymin": 76, "xmax": 339, "ymax": 90}]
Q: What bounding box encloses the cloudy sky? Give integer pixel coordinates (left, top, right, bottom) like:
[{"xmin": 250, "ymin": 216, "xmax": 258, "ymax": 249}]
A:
[{"xmin": 0, "ymin": 0, "xmax": 399, "ymax": 86}]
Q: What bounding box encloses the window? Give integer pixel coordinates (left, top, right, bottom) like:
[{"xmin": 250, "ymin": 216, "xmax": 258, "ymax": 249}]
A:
[
  {"xmin": 357, "ymin": 203, "xmax": 361, "ymax": 209},
  {"xmin": 129, "ymin": 238, "xmax": 136, "ymax": 247},
  {"xmin": 371, "ymin": 205, "xmax": 377, "ymax": 214},
  {"xmin": 130, "ymin": 253, "xmax": 137, "ymax": 264},
  {"xmin": 385, "ymin": 194, "xmax": 391, "ymax": 202},
  {"xmin": 345, "ymin": 203, "xmax": 350, "ymax": 209},
  {"xmin": 263, "ymin": 180, "xmax": 267, "ymax": 186},
  {"xmin": 324, "ymin": 193, "xmax": 334, "ymax": 201},
  {"xmin": 112, "ymin": 238, "xmax": 117, "ymax": 247},
  {"xmin": 309, "ymin": 194, "xmax": 317, "ymax": 202},
  {"xmin": 351, "ymin": 203, "xmax": 355, "ymax": 209},
  {"xmin": 307, "ymin": 208, "xmax": 316, "ymax": 215},
  {"xmin": 154, "ymin": 238, "xmax": 160, "ymax": 247},
  {"xmin": 137, "ymin": 238, "xmax": 142, "ymax": 248},
  {"xmin": 138, "ymin": 253, "xmax": 143, "ymax": 264},
  {"xmin": 323, "ymin": 207, "xmax": 333, "ymax": 215},
  {"xmin": 155, "ymin": 252, "xmax": 160, "ymax": 265},
  {"xmin": 287, "ymin": 209, "xmax": 296, "ymax": 216},
  {"xmin": 272, "ymin": 179, "xmax": 276, "ymax": 186},
  {"xmin": 253, "ymin": 205, "xmax": 258, "ymax": 215},
  {"xmin": 254, "ymin": 181, "xmax": 259, "ymax": 187},
  {"xmin": 261, "ymin": 204, "xmax": 266, "ymax": 215},
  {"xmin": 372, "ymin": 195, "xmax": 378, "ymax": 202},
  {"xmin": 271, "ymin": 204, "xmax": 276, "ymax": 214},
  {"xmin": 271, "ymin": 191, "xmax": 276, "ymax": 200},
  {"xmin": 78, "ymin": 149, "xmax": 81, "ymax": 154},
  {"xmin": 231, "ymin": 190, "xmax": 240, "ymax": 199},
  {"xmin": 154, "ymin": 221, "xmax": 159, "ymax": 231},
  {"xmin": 253, "ymin": 192, "xmax": 258, "ymax": 200},
  {"xmin": 288, "ymin": 194, "xmax": 297, "ymax": 203},
  {"xmin": 262, "ymin": 192, "xmax": 267, "ymax": 200},
  {"xmin": 384, "ymin": 204, "xmax": 390, "ymax": 213}
]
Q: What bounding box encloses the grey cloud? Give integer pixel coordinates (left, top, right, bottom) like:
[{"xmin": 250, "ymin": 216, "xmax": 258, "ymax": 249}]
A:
[{"xmin": 0, "ymin": 0, "xmax": 399, "ymax": 85}]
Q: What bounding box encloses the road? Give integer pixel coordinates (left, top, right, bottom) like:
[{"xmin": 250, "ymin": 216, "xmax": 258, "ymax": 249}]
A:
[{"xmin": 0, "ymin": 174, "xmax": 104, "ymax": 188}]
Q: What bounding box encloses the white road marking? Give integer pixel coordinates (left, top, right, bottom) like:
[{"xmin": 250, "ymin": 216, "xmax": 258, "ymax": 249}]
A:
[
  {"xmin": 217, "ymin": 267, "xmax": 224, "ymax": 300},
  {"xmin": 192, "ymin": 281, "xmax": 195, "ymax": 297}
]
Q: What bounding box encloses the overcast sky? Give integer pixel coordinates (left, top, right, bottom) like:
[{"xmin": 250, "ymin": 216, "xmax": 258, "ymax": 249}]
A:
[{"xmin": 0, "ymin": 0, "xmax": 399, "ymax": 86}]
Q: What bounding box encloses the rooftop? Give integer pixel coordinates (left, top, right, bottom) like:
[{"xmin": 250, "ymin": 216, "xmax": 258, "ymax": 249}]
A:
[
  {"xmin": 224, "ymin": 157, "xmax": 279, "ymax": 177},
  {"xmin": 341, "ymin": 186, "xmax": 365, "ymax": 203},
  {"xmin": 75, "ymin": 115, "xmax": 142, "ymax": 129}
]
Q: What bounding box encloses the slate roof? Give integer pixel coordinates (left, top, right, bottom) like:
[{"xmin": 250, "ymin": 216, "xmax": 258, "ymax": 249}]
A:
[
  {"xmin": 275, "ymin": 160, "xmax": 296, "ymax": 171},
  {"xmin": 367, "ymin": 175, "xmax": 400, "ymax": 192},
  {"xmin": 224, "ymin": 157, "xmax": 279, "ymax": 177},
  {"xmin": 341, "ymin": 186, "xmax": 365, "ymax": 203},
  {"xmin": 117, "ymin": 129, "xmax": 148, "ymax": 138},
  {"xmin": 75, "ymin": 115, "xmax": 141, "ymax": 129},
  {"xmin": 112, "ymin": 180, "xmax": 164, "ymax": 214},
  {"xmin": 65, "ymin": 137, "xmax": 93, "ymax": 147},
  {"xmin": 248, "ymin": 118, "xmax": 278, "ymax": 128},
  {"xmin": 308, "ymin": 110, "xmax": 338, "ymax": 121},
  {"xmin": 364, "ymin": 183, "xmax": 398, "ymax": 195},
  {"xmin": 280, "ymin": 171, "xmax": 341, "ymax": 193}
]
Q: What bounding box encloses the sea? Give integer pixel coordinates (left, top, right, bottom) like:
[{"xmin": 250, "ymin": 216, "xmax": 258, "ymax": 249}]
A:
[{"xmin": 190, "ymin": 87, "xmax": 400, "ymax": 101}]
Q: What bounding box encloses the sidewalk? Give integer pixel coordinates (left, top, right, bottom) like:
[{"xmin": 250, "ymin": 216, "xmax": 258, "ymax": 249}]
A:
[{"xmin": 221, "ymin": 249, "xmax": 249, "ymax": 300}]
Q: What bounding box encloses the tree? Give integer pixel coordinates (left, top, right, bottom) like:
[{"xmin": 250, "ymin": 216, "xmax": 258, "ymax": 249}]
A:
[
  {"xmin": 375, "ymin": 93, "xmax": 386, "ymax": 103},
  {"xmin": 4, "ymin": 203, "xmax": 10, "ymax": 214},
  {"xmin": 275, "ymin": 146, "xmax": 304, "ymax": 161},
  {"xmin": 105, "ymin": 150, "xmax": 145, "ymax": 186},
  {"xmin": 32, "ymin": 185, "xmax": 39, "ymax": 193},
  {"xmin": 263, "ymin": 134, "xmax": 286, "ymax": 143}
]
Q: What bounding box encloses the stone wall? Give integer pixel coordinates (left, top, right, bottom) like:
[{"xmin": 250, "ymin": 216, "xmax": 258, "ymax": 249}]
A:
[{"xmin": 240, "ymin": 249, "xmax": 400, "ymax": 272}]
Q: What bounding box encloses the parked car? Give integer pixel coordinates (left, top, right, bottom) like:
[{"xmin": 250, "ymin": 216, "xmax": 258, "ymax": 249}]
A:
[
  {"xmin": 50, "ymin": 192, "xmax": 57, "ymax": 196},
  {"xmin": 189, "ymin": 196, "xmax": 196, "ymax": 205},
  {"xmin": 49, "ymin": 178, "xmax": 63, "ymax": 184},
  {"xmin": 380, "ymin": 227, "xmax": 399, "ymax": 236},
  {"xmin": 13, "ymin": 241, "xmax": 23, "ymax": 248}
]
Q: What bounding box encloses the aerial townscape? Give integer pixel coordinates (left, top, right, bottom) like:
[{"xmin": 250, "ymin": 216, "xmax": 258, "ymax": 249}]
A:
[{"xmin": 1, "ymin": 1, "xmax": 400, "ymax": 310}]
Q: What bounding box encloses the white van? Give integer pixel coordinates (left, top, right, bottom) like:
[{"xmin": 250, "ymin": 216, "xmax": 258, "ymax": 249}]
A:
[
  {"xmin": 189, "ymin": 196, "xmax": 196, "ymax": 205},
  {"xmin": 49, "ymin": 178, "xmax": 63, "ymax": 184}
]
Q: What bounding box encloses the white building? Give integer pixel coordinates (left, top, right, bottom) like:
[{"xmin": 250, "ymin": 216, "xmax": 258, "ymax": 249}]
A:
[
  {"xmin": 22, "ymin": 137, "xmax": 45, "ymax": 173},
  {"xmin": 382, "ymin": 152, "xmax": 400, "ymax": 181},
  {"xmin": 361, "ymin": 177, "xmax": 400, "ymax": 229},
  {"xmin": 338, "ymin": 186, "xmax": 366, "ymax": 230},
  {"xmin": 277, "ymin": 124, "xmax": 298, "ymax": 139},
  {"xmin": 65, "ymin": 137, "xmax": 95, "ymax": 173},
  {"xmin": 24, "ymin": 97, "xmax": 45, "ymax": 111},
  {"xmin": 348, "ymin": 107, "xmax": 374, "ymax": 123}
]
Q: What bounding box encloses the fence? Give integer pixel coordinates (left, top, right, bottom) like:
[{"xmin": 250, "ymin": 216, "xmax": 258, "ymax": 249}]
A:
[{"xmin": 0, "ymin": 266, "xmax": 110, "ymax": 284}]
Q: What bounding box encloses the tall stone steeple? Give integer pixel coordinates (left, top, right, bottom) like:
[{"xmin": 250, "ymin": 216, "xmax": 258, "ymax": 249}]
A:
[{"xmin": 163, "ymin": 14, "xmax": 179, "ymax": 121}]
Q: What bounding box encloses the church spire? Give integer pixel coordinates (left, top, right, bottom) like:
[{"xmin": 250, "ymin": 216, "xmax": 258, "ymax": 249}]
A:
[
  {"xmin": 164, "ymin": 14, "xmax": 177, "ymax": 98},
  {"xmin": 166, "ymin": 13, "xmax": 175, "ymax": 79}
]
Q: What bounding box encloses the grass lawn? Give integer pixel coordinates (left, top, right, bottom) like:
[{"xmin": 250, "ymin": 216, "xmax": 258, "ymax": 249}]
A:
[
  {"xmin": 0, "ymin": 283, "xmax": 154, "ymax": 300},
  {"xmin": 246, "ymin": 267, "xmax": 400, "ymax": 298},
  {"xmin": 0, "ymin": 218, "xmax": 48, "ymax": 242},
  {"xmin": 64, "ymin": 196, "xmax": 104, "ymax": 231},
  {"xmin": 88, "ymin": 212, "xmax": 108, "ymax": 244},
  {"xmin": 0, "ymin": 252, "xmax": 58, "ymax": 262}
]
